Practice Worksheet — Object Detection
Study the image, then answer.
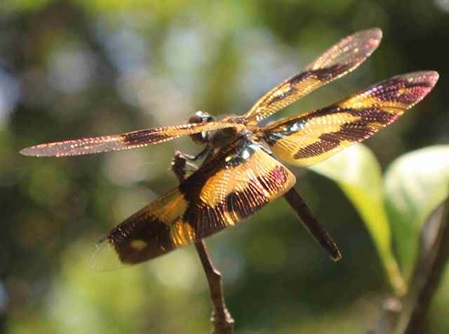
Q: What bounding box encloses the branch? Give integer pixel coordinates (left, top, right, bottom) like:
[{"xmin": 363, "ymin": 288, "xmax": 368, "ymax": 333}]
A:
[
  {"xmin": 402, "ymin": 196, "xmax": 449, "ymax": 334},
  {"xmin": 171, "ymin": 151, "xmax": 234, "ymax": 334},
  {"xmin": 369, "ymin": 196, "xmax": 449, "ymax": 334},
  {"xmin": 368, "ymin": 297, "xmax": 402, "ymax": 334}
]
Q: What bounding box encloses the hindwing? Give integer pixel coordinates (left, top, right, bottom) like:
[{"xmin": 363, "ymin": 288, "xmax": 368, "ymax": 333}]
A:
[{"xmin": 91, "ymin": 135, "xmax": 296, "ymax": 268}]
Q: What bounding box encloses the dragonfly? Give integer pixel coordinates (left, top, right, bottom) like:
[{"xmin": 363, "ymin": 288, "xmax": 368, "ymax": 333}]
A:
[{"xmin": 21, "ymin": 28, "xmax": 438, "ymax": 269}]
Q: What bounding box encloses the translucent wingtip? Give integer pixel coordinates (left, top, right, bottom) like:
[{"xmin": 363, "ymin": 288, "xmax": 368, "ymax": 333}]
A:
[
  {"xmin": 89, "ymin": 238, "xmax": 127, "ymax": 272},
  {"xmin": 20, "ymin": 146, "xmax": 40, "ymax": 157},
  {"xmin": 416, "ymin": 71, "xmax": 439, "ymax": 87},
  {"xmin": 307, "ymin": 27, "xmax": 383, "ymax": 72},
  {"xmin": 351, "ymin": 27, "xmax": 383, "ymax": 50},
  {"xmin": 362, "ymin": 27, "xmax": 383, "ymax": 40},
  {"xmin": 19, "ymin": 142, "xmax": 70, "ymax": 157}
]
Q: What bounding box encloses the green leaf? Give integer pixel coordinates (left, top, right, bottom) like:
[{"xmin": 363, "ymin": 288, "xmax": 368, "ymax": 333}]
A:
[
  {"xmin": 309, "ymin": 144, "xmax": 405, "ymax": 295},
  {"xmin": 384, "ymin": 145, "xmax": 449, "ymax": 278}
]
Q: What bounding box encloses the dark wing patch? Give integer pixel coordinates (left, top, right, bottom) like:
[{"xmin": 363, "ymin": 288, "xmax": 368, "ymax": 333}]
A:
[
  {"xmin": 263, "ymin": 71, "xmax": 439, "ymax": 166},
  {"xmin": 91, "ymin": 136, "xmax": 296, "ymax": 269},
  {"xmin": 244, "ymin": 28, "xmax": 382, "ymax": 125},
  {"xmin": 20, "ymin": 121, "xmax": 243, "ymax": 157}
]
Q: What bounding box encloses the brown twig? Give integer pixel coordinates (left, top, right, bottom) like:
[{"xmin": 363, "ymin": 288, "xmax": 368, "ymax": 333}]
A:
[
  {"xmin": 368, "ymin": 196, "xmax": 449, "ymax": 334},
  {"xmin": 195, "ymin": 242, "xmax": 235, "ymax": 333},
  {"xmin": 283, "ymin": 188, "xmax": 342, "ymax": 261},
  {"xmin": 171, "ymin": 151, "xmax": 234, "ymax": 334},
  {"xmin": 402, "ymin": 196, "xmax": 449, "ymax": 334},
  {"xmin": 368, "ymin": 297, "xmax": 402, "ymax": 334}
]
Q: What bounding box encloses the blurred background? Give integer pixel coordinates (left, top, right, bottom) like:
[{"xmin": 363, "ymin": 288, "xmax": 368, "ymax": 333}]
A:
[{"xmin": 0, "ymin": 0, "xmax": 448, "ymax": 333}]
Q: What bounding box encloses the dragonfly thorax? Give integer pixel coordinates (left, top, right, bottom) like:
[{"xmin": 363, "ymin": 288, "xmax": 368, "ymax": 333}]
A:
[{"xmin": 210, "ymin": 126, "xmax": 239, "ymax": 149}]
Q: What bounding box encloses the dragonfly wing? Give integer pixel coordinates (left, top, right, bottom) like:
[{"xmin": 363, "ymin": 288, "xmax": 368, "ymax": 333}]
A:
[
  {"xmin": 91, "ymin": 135, "xmax": 296, "ymax": 269},
  {"xmin": 262, "ymin": 71, "xmax": 439, "ymax": 166},
  {"xmin": 244, "ymin": 28, "xmax": 382, "ymax": 124},
  {"xmin": 20, "ymin": 121, "xmax": 243, "ymax": 157}
]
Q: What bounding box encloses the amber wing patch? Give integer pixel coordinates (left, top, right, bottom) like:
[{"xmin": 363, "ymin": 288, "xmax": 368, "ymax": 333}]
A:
[
  {"xmin": 244, "ymin": 28, "xmax": 382, "ymax": 125},
  {"xmin": 91, "ymin": 136, "xmax": 296, "ymax": 268},
  {"xmin": 263, "ymin": 71, "xmax": 439, "ymax": 167}
]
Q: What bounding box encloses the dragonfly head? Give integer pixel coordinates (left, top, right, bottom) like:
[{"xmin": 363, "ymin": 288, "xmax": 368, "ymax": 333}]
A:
[{"xmin": 188, "ymin": 111, "xmax": 216, "ymax": 145}]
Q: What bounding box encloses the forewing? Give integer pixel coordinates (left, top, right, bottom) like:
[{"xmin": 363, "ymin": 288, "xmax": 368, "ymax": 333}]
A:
[
  {"xmin": 20, "ymin": 121, "xmax": 242, "ymax": 157},
  {"xmin": 91, "ymin": 136, "xmax": 296, "ymax": 269},
  {"xmin": 263, "ymin": 71, "xmax": 439, "ymax": 167},
  {"xmin": 244, "ymin": 28, "xmax": 382, "ymax": 124}
]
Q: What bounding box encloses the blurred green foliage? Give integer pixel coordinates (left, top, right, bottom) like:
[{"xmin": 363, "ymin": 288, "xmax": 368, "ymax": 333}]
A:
[
  {"xmin": 312, "ymin": 143, "xmax": 449, "ymax": 293},
  {"xmin": 385, "ymin": 146, "xmax": 449, "ymax": 278},
  {"xmin": 1, "ymin": 0, "xmax": 448, "ymax": 333},
  {"xmin": 311, "ymin": 144, "xmax": 405, "ymax": 296}
]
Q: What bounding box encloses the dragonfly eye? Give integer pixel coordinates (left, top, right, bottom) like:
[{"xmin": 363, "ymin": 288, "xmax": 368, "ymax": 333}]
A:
[
  {"xmin": 188, "ymin": 111, "xmax": 215, "ymax": 144},
  {"xmin": 188, "ymin": 111, "xmax": 215, "ymax": 124}
]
